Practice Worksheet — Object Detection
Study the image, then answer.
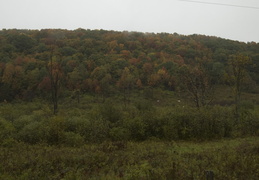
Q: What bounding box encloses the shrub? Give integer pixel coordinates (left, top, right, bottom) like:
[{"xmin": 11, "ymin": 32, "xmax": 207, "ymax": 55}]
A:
[
  {"xmin": 0, "ymin": 104, "xmax": 24, "ymax": 122},
  {"xmin": 17, "ymin": 121, "xmax": 49, "ymax": 144},
  {"xmin": 240, "ymin": 100, "xmax": 255, "ymax": 110},
  {"xmin": 46, "ymin": 116, "xmax": 66, "ymax": 145},
  {"xmin": 125, "ymin": 117, "xmax": 147, "ymax": 141},
  {"xmin": 109, "ymin": 127, "xmax": 130, "ymax": 141},
  {"xmin": 143, "ymin": 111, "xmax": 164, "ymax": 139},
  {"xmin": 0, "ymin": 117, "xmax": 15, "ymax": 144},
  {"xmin": 190, "ymin": 107, "xmax": 230, "ymax": 139},
  {"xmin": 98, "ymin": 101, "xmax": 122, "ymax": 123},
  {"xmin": 159, "ymin": 106, "xmax": 234, "ymax": 140},
  {"xmin": 62, "ymin": 132, "xmax": 85, "ymax": 147},
  {"xmin": 239, "ymin": 110, "xmax": 259, "ymax": 136},
  {"xmin": 135, "ymin": 99, "xmax": 154, "ymax": 112},
  {"xmin": 13, "ymin": 115, "xmax": 35, "ymax": 131},
  {"xmin": 64, "ymin": 116, "xmax": 90, "ymax": 135}
]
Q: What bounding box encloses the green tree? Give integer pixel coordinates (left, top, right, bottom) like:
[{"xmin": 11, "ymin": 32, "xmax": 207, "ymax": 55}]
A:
[
  {"xmin": 8, "ymin": 33, "xmax": 36, "ymax": 53},
  {"xmin": 90, "ymin": 65, "xmax": 112, "ymax": 100},
  {"xmin": 228, "ymin": 54, "xmax": 251, "ymax": 121},
  {"xmin": 2, "ymin": 63, "xmax": 25, "ymax": 98},
  {"xmin": 117, "ymin": 67, "xmax": 135, "ymax": 107}
]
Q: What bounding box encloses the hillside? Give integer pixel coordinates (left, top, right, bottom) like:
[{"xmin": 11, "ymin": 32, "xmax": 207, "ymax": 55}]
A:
[
  {"xmin": 0, "ymin": 29, "xmax": 258, "ymax": 102},
  {"xmin": 0, "ymin": 28, "xmax": 259, "ymax": 179}
]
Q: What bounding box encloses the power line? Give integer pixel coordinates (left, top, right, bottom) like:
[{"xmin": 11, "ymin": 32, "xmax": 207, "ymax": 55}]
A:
[{"xmin": 179, "ymin": 0, "xmax": 259, "ymax": 9}]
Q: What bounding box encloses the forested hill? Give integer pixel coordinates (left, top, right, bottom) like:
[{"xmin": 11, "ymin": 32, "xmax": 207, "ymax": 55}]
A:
[{"xmin": 0, "ymin": 29, "xmax": 258, "ymax": 102}]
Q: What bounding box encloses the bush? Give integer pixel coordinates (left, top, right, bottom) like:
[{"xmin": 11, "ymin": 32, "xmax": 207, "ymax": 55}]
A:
[
  {"xmin": 160, "ymin": 112, "xmax": 179, "ymax": 140},
  {"xmin": 159, "ymin": 106, "xmax": 235, "ymax": 140},
  {"xmin": 47, "ymin": 116, "xmax": 66, "ymax": 145},
  {"xmin": 86, "ymin": 117, "xmax": 110, "ymax": 143},
  {"xmin": 62, "ymin": 132, "xmax": 85, "ymax": 147},
  {"xmin": 109, "ymin": 127, "xmax": 130, "ymax": 141},
  {"xmin": 125, "ymin": 117, "xmax": 147, "ymax": 141},
  {"xmin": 239, "ymin": 110, "xmax": 259, "ymax": 136},
  {"xmin": 143, "ymin": 111, "xmax": 164, "ymax": 139},
  {"xmin": 0, "ymin": 118, "xmax": 15, "ymax": 144},
  {"xmin": 98, "ymin": 101, "xmax": 122, "ymax": 123},
  {"xmin": 64, "ymin": 116, "xmax": 90, "ymax": 136},
  {"xmin": 240, "ymin": 100, "xmax": 255, "ymax": 110},
  {"xmin": 191, "ymin": 106, "xmax": 232, "ymax": 139},
  {"xmin": 135, "ymin": 99, "xmax": 154, "ymax": 112},
  {"xmin": 13, "ymin": 115, "xmax": 35, "ymax": 131},
  {"xmin": 17, "ymin": 121, "xmax": 49, "ymax": 144},
  {"xmin": 0, "ymin": 104, "xmax": 24, "ymax": 122},
  {"xmin": 159, "ymin": 107, "xmax": 195, "ymax": 140}
]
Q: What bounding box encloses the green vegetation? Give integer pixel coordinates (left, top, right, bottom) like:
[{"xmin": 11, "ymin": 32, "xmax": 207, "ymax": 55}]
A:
[
  {"xmin": 0, "ymin": 96, "xmax": 258, "ymax": 144},
  {"xmin": 0, "ymin": 29, "xmax": 258, "ymax": 179},
  {"xmin": 0, "ymin": 96, "xmax": 258, "ymax": 179},
  {"xmin": 0, "ymin": 137, "xmax": 258, "ymax": 179}
]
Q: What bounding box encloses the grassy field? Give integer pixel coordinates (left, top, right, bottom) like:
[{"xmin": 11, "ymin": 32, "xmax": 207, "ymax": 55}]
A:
[{"xmin": 0, "ymin": 137, "xmax": 258, "ymax": 180}]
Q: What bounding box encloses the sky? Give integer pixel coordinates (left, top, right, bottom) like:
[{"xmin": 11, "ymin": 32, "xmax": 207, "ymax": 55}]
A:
[{"xmin": 0, "ymin": 0, "xmax": 259, "ymax": 43}]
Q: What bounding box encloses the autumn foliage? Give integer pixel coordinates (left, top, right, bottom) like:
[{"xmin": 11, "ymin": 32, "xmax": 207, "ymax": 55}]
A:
[{"xmin": 0, "ymin": 29, "xmax": 258, "ymax": 104}]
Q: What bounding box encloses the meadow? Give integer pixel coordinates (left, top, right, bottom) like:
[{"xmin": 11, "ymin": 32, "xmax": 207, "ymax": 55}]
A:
[{"xmin": 0, "ymin": 89, "xmax": 258, "ymax": 179}]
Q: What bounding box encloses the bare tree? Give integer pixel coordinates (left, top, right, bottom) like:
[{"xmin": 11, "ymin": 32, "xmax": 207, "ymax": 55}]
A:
[
  {"xmin": 48, "ymin": 48, "xmax": 63, "ymax": 115},
  {"xmin": 179, "ymin": 58, "xmax": 213, "ymax": 108}
]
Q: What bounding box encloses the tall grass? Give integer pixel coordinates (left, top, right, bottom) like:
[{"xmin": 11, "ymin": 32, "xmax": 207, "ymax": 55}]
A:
[{"xmin": 0, "ymin": 138, "xmax": 258, "ymax": 179}]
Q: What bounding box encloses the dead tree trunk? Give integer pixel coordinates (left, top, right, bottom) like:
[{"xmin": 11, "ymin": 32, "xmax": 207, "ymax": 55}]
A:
[{"xmin": 49, "ymin": 50, "xmax": 62, "ymax": 115}]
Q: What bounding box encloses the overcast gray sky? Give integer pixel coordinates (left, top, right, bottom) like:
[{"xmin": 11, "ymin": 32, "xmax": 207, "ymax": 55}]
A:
[{"xmin": 0, "ymin": 0, "xmax": 259, "ymax": 42}]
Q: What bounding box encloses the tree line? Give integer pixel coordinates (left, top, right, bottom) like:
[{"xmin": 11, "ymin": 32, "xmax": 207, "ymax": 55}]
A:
[{"xmin": 0, "ymin": 29, "xmax": 258, "ymax": 112}]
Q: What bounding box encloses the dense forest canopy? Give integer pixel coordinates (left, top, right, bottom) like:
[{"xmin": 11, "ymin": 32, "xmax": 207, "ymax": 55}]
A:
[{"xmin": 0, "ymin": 28, "xmax": 258, "ymax": 103}]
